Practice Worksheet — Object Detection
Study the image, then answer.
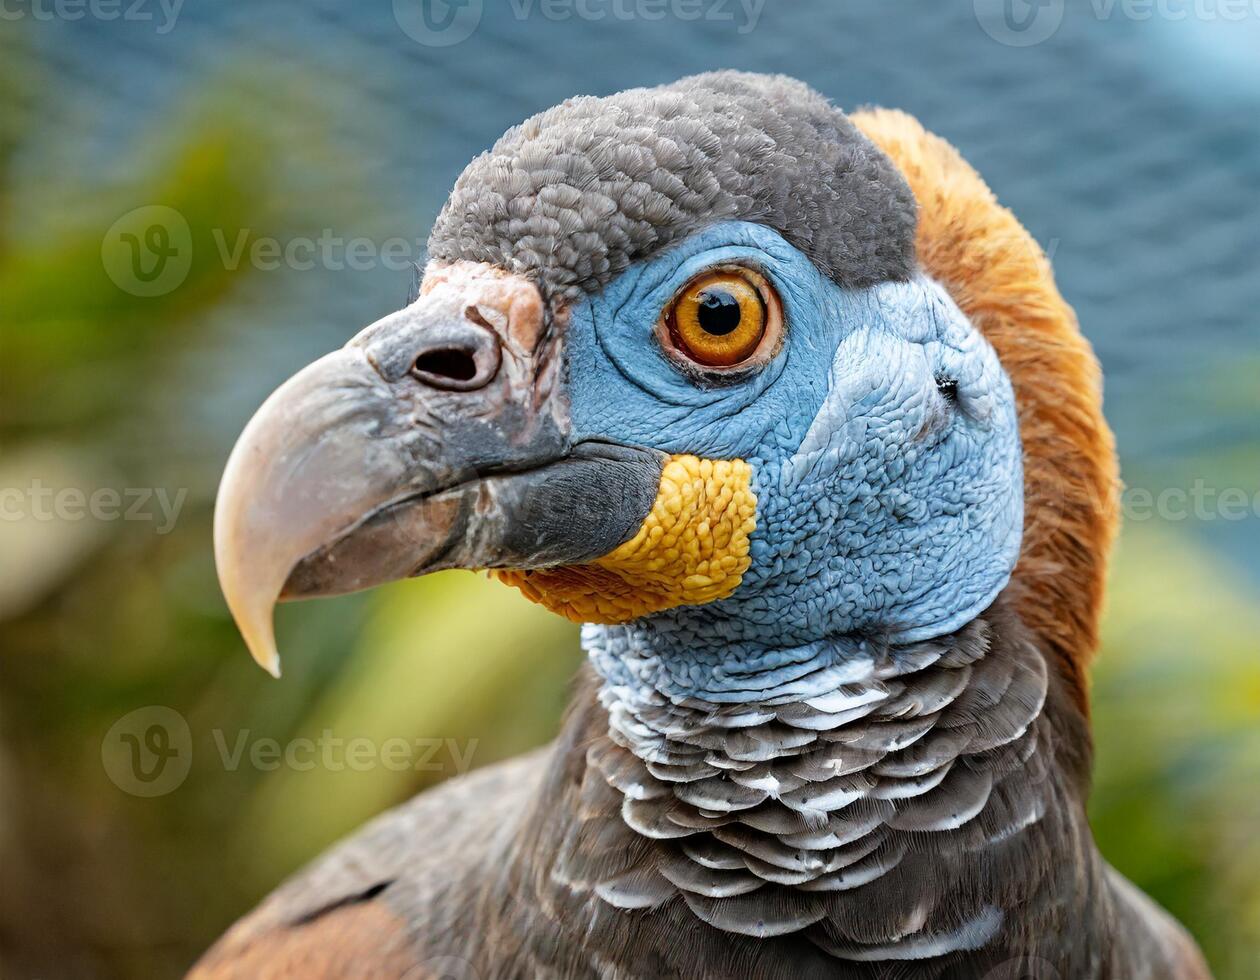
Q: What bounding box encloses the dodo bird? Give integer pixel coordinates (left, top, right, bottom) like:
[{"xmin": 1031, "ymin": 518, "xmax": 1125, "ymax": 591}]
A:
[{"xmin": 200, "ymin": 73, "xmax": 1209, "ymax": 978}]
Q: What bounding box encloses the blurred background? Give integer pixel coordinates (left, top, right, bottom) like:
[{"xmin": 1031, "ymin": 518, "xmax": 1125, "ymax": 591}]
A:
[{"xmin": 0, "ymin": 2, "xmax": 1257, "ymax": 977}]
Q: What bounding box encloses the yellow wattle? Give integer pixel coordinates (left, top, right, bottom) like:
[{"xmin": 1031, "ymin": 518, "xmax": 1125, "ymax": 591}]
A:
[{"xmin": 493, "ymin": 455, "xmax": 757, "ymax": 623}]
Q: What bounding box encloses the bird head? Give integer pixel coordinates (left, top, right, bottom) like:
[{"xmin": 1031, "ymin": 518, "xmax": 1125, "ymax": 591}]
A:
[{"xmin": 215, "ymin": 72, "xmax": 1117, "ymax": 703}]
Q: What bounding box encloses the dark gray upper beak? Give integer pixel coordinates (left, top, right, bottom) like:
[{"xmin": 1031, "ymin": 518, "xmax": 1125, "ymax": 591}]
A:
[{"xmin": 214, "ymin": 264, "xmax": 662, "ymax": 675}]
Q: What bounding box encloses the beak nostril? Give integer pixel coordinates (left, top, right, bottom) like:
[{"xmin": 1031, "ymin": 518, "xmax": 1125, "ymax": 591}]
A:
[{"xmin": 412, "ymin": 348, "xmax": 480, "ymax": 386}]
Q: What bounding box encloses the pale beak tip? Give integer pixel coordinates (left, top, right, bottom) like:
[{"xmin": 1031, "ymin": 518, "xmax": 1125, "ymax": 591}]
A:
[{"xmin": 237, "ymin": 612, "xmax": 283, "ymax": 678}]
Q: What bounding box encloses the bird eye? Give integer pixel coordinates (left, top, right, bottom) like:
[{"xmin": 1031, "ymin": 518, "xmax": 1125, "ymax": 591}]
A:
[{"xmin": 660, "ymin": 267, "xmax": 781, "ymax": 370}]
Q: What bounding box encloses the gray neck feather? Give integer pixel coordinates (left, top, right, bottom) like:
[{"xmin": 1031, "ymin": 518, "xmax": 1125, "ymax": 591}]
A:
[{"xmin": 581, "ymin": 606, "xmax": 1057, "ymax": 958}]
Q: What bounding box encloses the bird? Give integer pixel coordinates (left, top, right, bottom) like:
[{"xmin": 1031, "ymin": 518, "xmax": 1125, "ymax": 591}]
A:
[{"xmin": 198, "ymin": 72, "xmax": 1210, "ymax": 979}]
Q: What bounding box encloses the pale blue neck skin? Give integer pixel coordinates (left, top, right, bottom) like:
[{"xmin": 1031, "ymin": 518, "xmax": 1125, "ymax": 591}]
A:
[{"xmin": 565, "ymin": 222, "xmax": 1024, "ymax": 704}]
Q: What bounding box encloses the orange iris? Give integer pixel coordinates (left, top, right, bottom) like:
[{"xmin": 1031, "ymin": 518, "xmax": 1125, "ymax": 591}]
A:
[{"xmin": 664, "ymin": 269, "xmax": 772, "ymax": 368}]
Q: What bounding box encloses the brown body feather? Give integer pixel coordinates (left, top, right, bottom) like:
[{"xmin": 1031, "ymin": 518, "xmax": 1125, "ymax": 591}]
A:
[
  {"xmin": 192, "ymin": 602, "xmax": 1206, "ymax": 979},
  {"xmin": 191, "ymin": 629, "xmax": 1204, "ymax": 972}
]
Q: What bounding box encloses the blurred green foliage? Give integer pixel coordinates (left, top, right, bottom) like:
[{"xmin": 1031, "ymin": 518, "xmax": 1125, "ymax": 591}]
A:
[
  {"xmin": 1091, "ymin": 526, "xmax": 1260, "ymax": 980},
  {"xmin": 0, "ymin": 27, "xmax": 1256, "ymax": 980}
]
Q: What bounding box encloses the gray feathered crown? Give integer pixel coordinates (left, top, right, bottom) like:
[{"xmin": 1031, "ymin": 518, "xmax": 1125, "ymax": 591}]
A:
[{"xmin": 428, "ymin": 71, "xmax": 918, "ymax": 299}]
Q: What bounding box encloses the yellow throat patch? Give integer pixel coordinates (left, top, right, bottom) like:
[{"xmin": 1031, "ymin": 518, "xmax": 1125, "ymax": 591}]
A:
[{"xmin": 493, "ymin": 455, "xmax": 757, "ymax": 623}]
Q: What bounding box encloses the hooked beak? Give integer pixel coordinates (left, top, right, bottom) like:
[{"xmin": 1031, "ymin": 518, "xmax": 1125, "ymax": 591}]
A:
[{"xmin": 213, "ymin": 264, "xmax": 663, "ymax": 676}]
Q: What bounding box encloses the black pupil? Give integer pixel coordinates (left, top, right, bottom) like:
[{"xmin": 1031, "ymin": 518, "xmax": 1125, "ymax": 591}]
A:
[{"xmin": 696, "ymin": 289, "xmax": 742, "ymax": 336}]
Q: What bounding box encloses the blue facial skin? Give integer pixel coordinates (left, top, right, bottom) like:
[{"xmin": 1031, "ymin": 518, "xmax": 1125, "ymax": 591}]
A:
[{"xmin": 565, "ymin": 221, "xmax": 1024, "ymax": 703}]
